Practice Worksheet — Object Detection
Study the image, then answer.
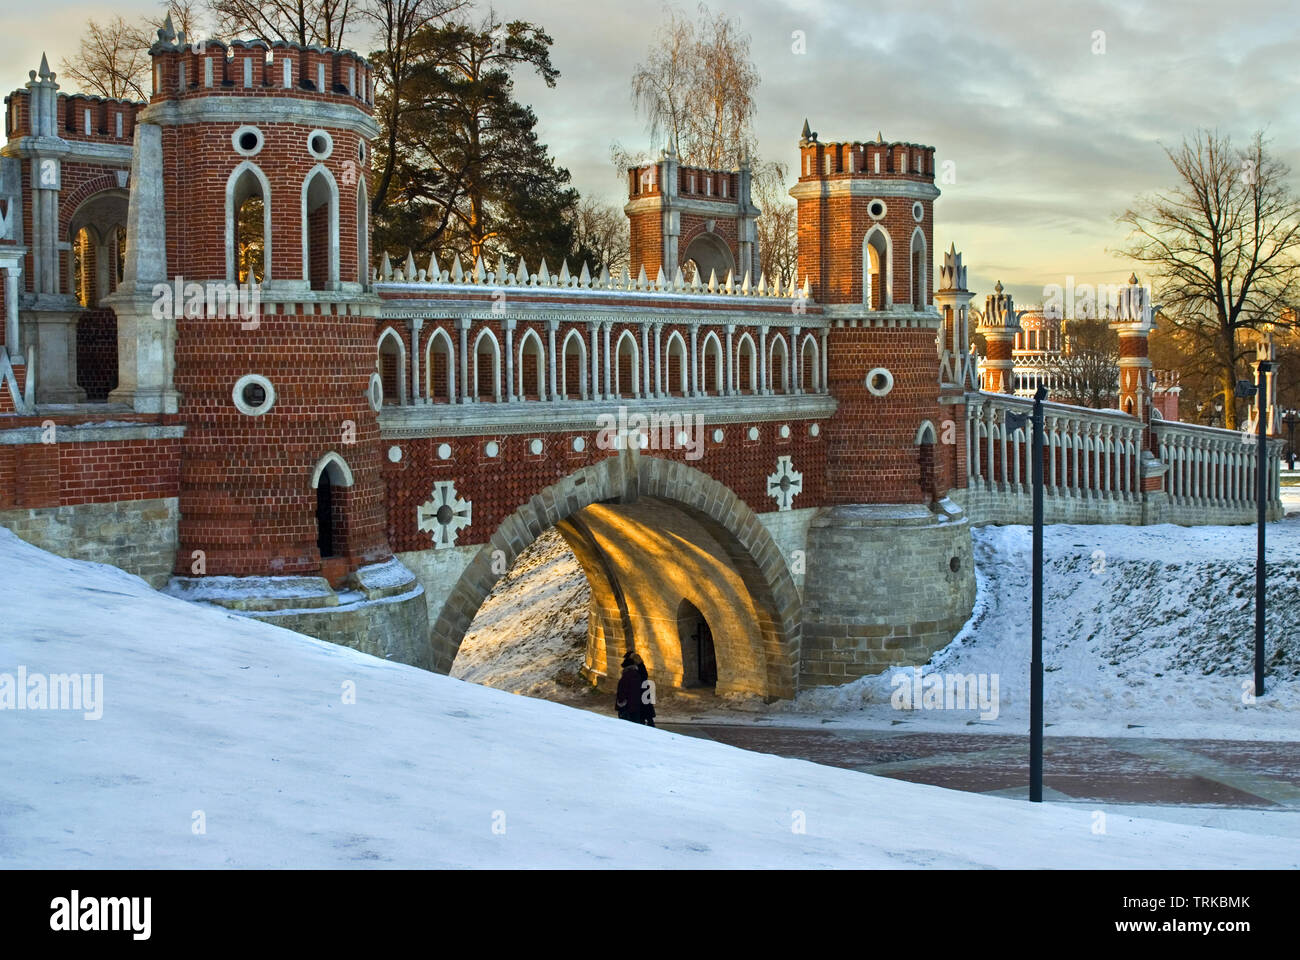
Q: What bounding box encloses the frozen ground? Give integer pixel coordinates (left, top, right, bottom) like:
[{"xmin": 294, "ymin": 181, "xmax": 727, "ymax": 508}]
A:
[
  {"xmin": 3, "ymin": 528, "xmax": 1298, "ymax": 868},
  {"xmin": 457, "ymin": 517, "xmax": 1300, "ymax": 742}
]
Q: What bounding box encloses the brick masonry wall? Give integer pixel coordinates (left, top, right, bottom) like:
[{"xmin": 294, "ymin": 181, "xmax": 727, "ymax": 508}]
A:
[
  {"xmin": 824, "ymin": 327, "xmax": 945, "ymax": 504},
  {"xmin": 383, "ymin": 419, "xmax": 828, "ymax": 554},
  {"xmin": 173, "ymin": 306, "xmax": 391, "ymax": 577}
]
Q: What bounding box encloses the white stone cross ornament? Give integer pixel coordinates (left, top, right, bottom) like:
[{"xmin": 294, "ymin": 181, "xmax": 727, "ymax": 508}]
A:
[
  {"xmin": 767, "ymin": 456, "xmax": 803, "ymax": 511},
  {"xmin": 417, "ymin": 479, "xmax": 473, "ymax": 549}
]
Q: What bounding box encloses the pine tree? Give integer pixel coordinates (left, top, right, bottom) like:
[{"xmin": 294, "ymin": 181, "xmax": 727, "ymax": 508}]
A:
[{"xmin": 372, "ymin": 13, "xmax": 597, "ymax": 269}]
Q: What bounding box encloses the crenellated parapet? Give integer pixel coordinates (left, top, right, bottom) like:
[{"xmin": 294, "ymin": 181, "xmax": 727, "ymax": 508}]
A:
[{"xmin": 146, "ymin": 18, "xmax": 374, "ymax": 112}]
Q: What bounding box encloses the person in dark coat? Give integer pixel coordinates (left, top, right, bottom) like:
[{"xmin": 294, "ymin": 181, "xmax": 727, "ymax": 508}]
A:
[
  {"xmin": 630, "ymin": 653, "xmax": 657, "ymax": 727},
  {"xmin": 615, "ymin": 652, "xmax": 643, "ymax": 723}
]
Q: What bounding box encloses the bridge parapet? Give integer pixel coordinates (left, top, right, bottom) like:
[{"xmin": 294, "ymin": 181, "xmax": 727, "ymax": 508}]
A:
[{"xmin": 953, "ymin": 391, "xmax": 1283, "ymax": 525}]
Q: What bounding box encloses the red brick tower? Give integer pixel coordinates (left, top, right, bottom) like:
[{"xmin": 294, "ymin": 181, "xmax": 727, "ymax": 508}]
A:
[
  {"xmin": 123, "ymin": 22, "xmax": 410, "ymax": 621},
  {"xmin": 788, "ymin": 123, "xmax": 948, "ymax": 504},
  {"xmin": 624, "ymin": 146, "xmax": 760, "ymax": 283}
]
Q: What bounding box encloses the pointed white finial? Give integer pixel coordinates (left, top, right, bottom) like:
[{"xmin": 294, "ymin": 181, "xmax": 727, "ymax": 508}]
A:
[
  {"xmin": 757, "ymin": 272, "xmax": 768, "ymax": 296},
  {"xmin": 451, "ymin": 257, "xmax": 463, "ymax": 283},
  {"xmin": 707, "ymin": 269, "xmax": 718, "ymax": 293},
  {"xmin": 618, "ymin": 267, "xmax": 631, "ymax": 290},
  {"xmin": 516, "ymin": 256, "xmax": 528, "ymax": 285},
  {"xmin": 558, "ymin": 260, "xmax": 571, "ymax": 286},
  {"xmin": 473, "ymin": 255, "xmax": 485, "ymax": 283},
  {"xmin": 724, "ymin": 270, "xmax": 734, "ymax": 294},
  {"xmin": 741, "ymin": 270, "xmax": 752, "ymax": 295},
  {"xmin": 598, "ymin": 264, "xmax": 611, "ymax": 288},
  {"xmin": 636, "ymin": 265, "xmax": 648, "ymax": 290},
  {"xmin": 537, "ymin": 258, "xmax": 550, "ymax": 285},
  {"xmin": 655, "ymin": 266, "xmax": 666, "ymax": 290},
  {"xmin": 497, "ymin": 256, "xmax": 510, "ymax": 284},
  {"xmin": 428, "ymin": 252, "xmax": 440, "ymax": 282},
  {"xmin": 380, "ymin": 251, "xmax": 392, "ymax": 280},
  {"xmin": 579, "ymin": 261, "xmax": 591, "ymax": 287},
  {"xmin": 404, "ymin": 250, "xmax": 417, "ymax": 278},
  {"xmin": 674, "ymin": 267, "xmax": 685, "ymax": 291}
]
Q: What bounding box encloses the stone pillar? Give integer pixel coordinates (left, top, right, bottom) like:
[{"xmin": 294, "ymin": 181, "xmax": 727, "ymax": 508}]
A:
[
  {"xmin": 689, "ymin": 324, "xmax": 699, "ymax": 397},
  {"xmin": 20, "ymin": 311, "xmax": 85, "ymax": 402},
  {"xmin": 602, "ymin": 322, "xmax": 613, "ymax": 400},
  {"xmin": 588, "ymin": 322, "xmax": 600, "ymax": 400},
  {"xmin": 641, "ymin": 324, "xmax": 651, "ymax": 398},
  {"xmin": 504, "ymin": 317, "xmax": 516, "ymax": 402},
  {"xmin": 547, "ymin": 320, "xmax": 559, "ymax": 402},
  {"xmin": 724, "ymin": 324, "xmax": 735, "ymax": 395},
  {"xmin": 458, "ymin": 318, "xmax": 471, "ymax": 403},
  {"xmin": 3, "ymin": 263, "xmax": 22, "ymax": 359},
  {"xmin": 785, "ymin": 325, "xmax": 795, "ymax": 392},
  {"xmin": 653, "ymin": 323, "xmax": 663, "ymax": 397},
  {"xmin": 759, "ymin": 326, "xmax": 769, "ymax": 395},
  {"xmin": 410, "ymin": 317, "xmax": 423, "ymax": 404},
  {"xmin": 104, "ymin": 122, "xmax": 179, "ymax": 413}
]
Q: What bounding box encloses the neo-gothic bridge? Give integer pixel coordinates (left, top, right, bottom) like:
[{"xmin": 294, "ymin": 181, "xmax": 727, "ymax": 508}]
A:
[{"xmin": 0, "ymin": 33, "xmax": 1285, "ymax": 700}]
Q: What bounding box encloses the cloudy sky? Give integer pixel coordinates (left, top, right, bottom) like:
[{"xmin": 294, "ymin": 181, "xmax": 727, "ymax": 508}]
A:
[{"xmin": 7, "ymin": 0, "xmax": 1298, "ymax": 306}]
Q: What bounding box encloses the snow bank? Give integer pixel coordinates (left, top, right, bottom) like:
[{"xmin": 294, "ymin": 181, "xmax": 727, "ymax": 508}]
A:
[{"xmin": 1, "ymin": 528, "xmax": 1297, "ymax": 868}]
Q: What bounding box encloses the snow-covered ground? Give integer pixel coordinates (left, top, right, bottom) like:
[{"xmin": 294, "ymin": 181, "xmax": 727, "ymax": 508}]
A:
[
  {"xmin": 3, "ymin": 528, "xmax": 1298, "ymax": 868},
  {"xmin": 458, "ymin": 518, "xmax": 1300, "ymax": 742}
]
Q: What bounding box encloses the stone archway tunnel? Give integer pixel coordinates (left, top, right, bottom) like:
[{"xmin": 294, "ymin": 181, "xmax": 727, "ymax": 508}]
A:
[{"xmin": 426, "ymin": 452, "xmax": 802, "ymax": 701}]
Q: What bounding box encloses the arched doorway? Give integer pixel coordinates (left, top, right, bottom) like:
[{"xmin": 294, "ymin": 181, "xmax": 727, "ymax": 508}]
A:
[
  {"xmin": 677, "ymin": 599, "xmax": 717, "ymax": 689},
  {"xmin": 681, "ymin": 233, "xmax": 736, "ymax": 285}
]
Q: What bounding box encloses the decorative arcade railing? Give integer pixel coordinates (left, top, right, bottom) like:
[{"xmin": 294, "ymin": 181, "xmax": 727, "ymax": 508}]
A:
[{"xmin": 957, "ymin": 391, "xmax": 1282, "ymax": 525}]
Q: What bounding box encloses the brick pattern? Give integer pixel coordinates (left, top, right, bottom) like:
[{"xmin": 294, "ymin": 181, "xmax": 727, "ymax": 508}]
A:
[{"xmin": 173, "ymin": 307, "xmax": 390, "ymax": 577}]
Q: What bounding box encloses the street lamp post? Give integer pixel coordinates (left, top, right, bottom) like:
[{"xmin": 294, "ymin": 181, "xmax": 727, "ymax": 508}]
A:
[
  {"xmin": 1235, "ymin": 363, "xmax": 1272, "ymax": 697},
  {"xmin": 1007, "ymin": 383, "xmax": 1048, "ymax": 802}
]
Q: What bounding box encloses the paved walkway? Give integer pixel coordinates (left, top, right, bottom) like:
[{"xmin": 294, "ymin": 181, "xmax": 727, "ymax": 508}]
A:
[{"xmin": 659, "ymin": 722, "xmax": 1300, "ymax": 808}]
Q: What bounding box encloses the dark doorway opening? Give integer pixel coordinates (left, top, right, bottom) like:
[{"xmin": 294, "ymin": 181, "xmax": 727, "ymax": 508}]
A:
[
  {"xmin": 677, "ymin": 599, "xmax": 717, "ymax": 689},
  {"xmin": 317, "ymin": 474, "xmax": 335, "ymax": 558}
]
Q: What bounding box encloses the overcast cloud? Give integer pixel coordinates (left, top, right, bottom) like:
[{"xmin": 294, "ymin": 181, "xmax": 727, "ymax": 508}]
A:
[{"xmin": 6, "ymin": 0, "xmax": 1298, "ymax": 306}]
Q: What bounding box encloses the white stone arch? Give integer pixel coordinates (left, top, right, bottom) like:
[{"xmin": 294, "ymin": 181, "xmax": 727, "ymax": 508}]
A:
[
  {"xmin": 914, "ymin": 420, "xmax": 938, "ymax": 445},
  {"xmin": 300, "ymin": 163, "xmax": 341, "ymax": 289},
  {"xmin": 425, "ymin": 325, "xmax": 455, "ymax": 403},
  {"xmin": 700, "ymin": 331, "xmax": 724, "ymax": 395},
  {"xmin": 614, "ymin": 329, "xmax": 640, "ymax": 398},
  {"xmin": 561, "ymin": 328, "xmax": 588, "ymax": 399},
  {"xmin": 376, "ymin": 326, "xmax": 407, "ymax": 406},
  {"xmin": 665, "ymin": 330, "xmax": 689, "ymax": 395},
  {"xmin": 473, "ymin": 327, "xmax": 502, "ymax": 402},
  {"xmin": 735, "ymin": 332, "xmax": 757, "ymax": 394},
  {"xmin": 768, "ymin": 333, "xmax": 790, "ymax": 393},
  {"xmin": 863, "ymin": 224, "xmax": 892, "ymax": 309},
  {"xmin": 909, "ymin": 226, "xmax": 927, "ymax": 310},
  {"xmin": 517, "ymin": 327, "xmax": 547, "ymax": 401},
  {"xmin": 225, "ymin": 160, "xmax": 272, "ymax": 283},
  {"xmin": 310, "ymin": 451, "xmax": 355, "ymax": 488},
  {"xmin": 799, "ymin": 333, "xmax": 820, "ymax": 392}
]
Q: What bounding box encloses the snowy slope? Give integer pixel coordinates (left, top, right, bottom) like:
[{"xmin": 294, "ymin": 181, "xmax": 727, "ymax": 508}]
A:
[
  {"xmin": 785, "ymin": 519, "xmax": 1300, "ymax": 740},
  {"xmin": 2, "ymin": 529, "xmax": 1298, "ymax": 868}
]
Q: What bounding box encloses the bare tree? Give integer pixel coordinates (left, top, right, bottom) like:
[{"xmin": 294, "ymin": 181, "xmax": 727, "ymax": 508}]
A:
[
  {"xmin": 60, "ymin": 2, "xmax": 207, "ymax": 101},
  {"xmin": 60, "ymin": 17, "xmax": 153, "ymax": 100},
  {"xmin": 752, "ymin": 160, "xmax": 796, "ymax": 287},
  {"xmin": 569, "ymin": 197, "xmax": 629, "ymax": 274},
  {"xmin": 1119, "ymin": 130, "xmax": 1300, "ymax": 428},
  {"xmin": 208, "ymin": 0, "xmax": 357, "ymax": 48},
  {"xmin": 626, "ymin": 2, "xmax": 759, "ymax": 169},
  {"xmin": 1040, "ymin": 318, "xmax": 1120, "ymax": 409}
]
